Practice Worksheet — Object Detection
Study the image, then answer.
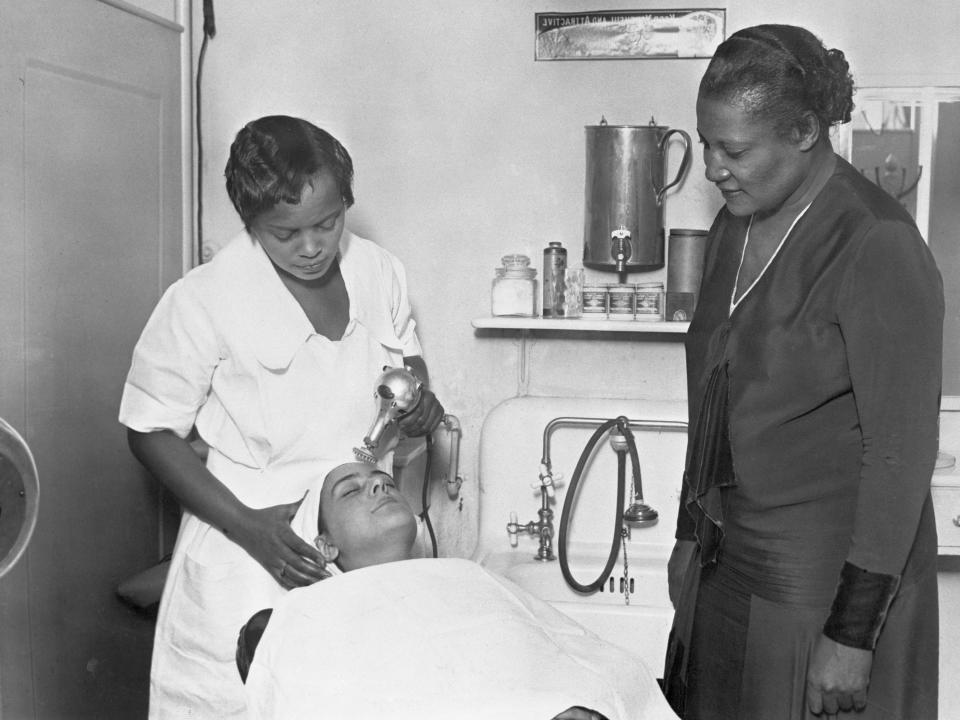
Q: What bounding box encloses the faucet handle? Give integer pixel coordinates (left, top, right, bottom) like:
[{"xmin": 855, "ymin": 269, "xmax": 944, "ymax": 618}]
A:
[
  {"xmin": 507, "ymin": 511, "xmax": 519, "ymax": 547},
  {"xmin": 534, "ymin": 465, "xmax": 565, "ymax": 498}
]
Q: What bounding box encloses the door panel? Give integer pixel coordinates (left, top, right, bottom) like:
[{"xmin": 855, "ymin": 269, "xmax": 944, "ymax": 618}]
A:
[{"xmin": 0, "ymin": 2, "xmax": 183, "ymax": 717}]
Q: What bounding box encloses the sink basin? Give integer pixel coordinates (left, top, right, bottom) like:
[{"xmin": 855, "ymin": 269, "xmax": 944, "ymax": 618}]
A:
[{"xmin": 480, "ymin": 542, "xmax": 674, "ymax": 673}]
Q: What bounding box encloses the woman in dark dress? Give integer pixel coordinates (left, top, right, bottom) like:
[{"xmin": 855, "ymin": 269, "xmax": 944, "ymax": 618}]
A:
[{"xmin": 663, "ymin": 24, "xmax": 942, "ymax": 720}]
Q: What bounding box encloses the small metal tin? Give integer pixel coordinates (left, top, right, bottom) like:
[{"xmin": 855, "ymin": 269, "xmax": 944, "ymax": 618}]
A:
[
  {"xmin": 582, "ymin": 284, "xmax": 608, "ymax": 316},
  {"xmin": 608, "ymin": 284, "xmax": 635, "ymax": 321},
  {"xmin": 635, "ymin": 281, "xmax": 664, "ymax": 321}
]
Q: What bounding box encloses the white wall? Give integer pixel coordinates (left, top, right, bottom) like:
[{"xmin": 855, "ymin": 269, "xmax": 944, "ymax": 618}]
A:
[{"xmin": 191, "ymin": 0, "xmax": 960, "ymax": 556}]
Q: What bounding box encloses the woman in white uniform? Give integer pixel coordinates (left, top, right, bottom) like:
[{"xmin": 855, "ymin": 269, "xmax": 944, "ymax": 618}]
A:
[{"xmin": 119, "ymin": 115, "xmax": 445, "ymax": 719}]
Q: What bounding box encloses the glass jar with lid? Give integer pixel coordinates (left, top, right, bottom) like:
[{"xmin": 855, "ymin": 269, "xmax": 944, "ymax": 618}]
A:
[{"xmin": 491, "ymin": 254, "xmax": 537, "ymax": 317}]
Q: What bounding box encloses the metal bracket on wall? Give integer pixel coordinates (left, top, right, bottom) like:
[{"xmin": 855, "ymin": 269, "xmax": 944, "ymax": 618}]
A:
[{"xmin": 517, "ymin": 329, "xmax": 531, "ymax": 396}]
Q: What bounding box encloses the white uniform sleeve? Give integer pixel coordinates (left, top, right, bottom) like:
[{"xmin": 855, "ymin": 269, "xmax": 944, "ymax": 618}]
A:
[
  {"xmin": 118, "ymin": 280, "xmax": 221, "ymax": 438},
  {"xmin": 386, "ymin": 251, "xmax": 423, "ymax": 358}
]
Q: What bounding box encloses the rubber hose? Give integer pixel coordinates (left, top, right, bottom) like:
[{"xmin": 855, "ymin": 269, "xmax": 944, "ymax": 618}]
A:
[{"xmin": 558, "ymin": 418, "xmax": 629, "ymax": 593}]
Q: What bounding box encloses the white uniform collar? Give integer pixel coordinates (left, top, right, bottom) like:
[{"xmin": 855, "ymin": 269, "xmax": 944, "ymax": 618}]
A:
[
  {"xmin": 212, "ymin": 230, "xmax": 403, "ymax": 371},
  {"xmin": 225, "ymin": 231, "xmax": 348, "ymax": 371}
]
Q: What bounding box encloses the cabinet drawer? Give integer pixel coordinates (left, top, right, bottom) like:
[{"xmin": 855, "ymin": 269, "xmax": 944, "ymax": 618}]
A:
[{"xmin": 932, "ymin": 485, "xmax": 960, "ymax": 550}]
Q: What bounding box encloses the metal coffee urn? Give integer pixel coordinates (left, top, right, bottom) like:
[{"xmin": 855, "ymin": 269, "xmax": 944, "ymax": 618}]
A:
[{"xmin": 583, "ymin": 117, "xmax": 691, "ymax": 280}]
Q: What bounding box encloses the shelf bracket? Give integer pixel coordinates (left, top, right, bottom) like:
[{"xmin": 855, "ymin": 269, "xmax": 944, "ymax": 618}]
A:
[{"xmin": 517, "ymin": 329, "xmax": 530, "ymax": 396}]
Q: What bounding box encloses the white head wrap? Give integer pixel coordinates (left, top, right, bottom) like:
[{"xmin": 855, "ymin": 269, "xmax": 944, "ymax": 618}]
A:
[
  {"xmin": 289, "ymin": 455, "xmax": 429, "ymax": 573},
  {"xmin": 291, "ymin": 456, "xmax": 366, "ymax": 577}
]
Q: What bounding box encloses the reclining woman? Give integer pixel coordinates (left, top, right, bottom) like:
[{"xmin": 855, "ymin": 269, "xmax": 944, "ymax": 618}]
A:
[{"xmin": 238, "ymin": 461, "xmax": 679, "ymax": 720}]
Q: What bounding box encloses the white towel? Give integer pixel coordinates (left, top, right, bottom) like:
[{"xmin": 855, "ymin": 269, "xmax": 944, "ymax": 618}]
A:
[
  {"xmin": 289, "ymin": 456, "xmax": 361, "ymax": 578},
  {"xmin": 289, "ymin": 462, "xmax": 333, "ymax": 546},
  {"xmin": 245, "ymin": 558, "xmax": 679, "ymax": 720}
]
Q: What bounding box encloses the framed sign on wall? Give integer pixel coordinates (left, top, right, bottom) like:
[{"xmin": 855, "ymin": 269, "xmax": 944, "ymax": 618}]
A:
[{"xmin": 535, "ymin": 9, "xmax": 725, "ymax": 61}]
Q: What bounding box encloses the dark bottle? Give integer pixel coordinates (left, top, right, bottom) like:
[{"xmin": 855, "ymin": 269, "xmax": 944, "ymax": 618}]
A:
[{"xmin": 542, "ymin": 241, "xmax": 567, "ymax": 318}]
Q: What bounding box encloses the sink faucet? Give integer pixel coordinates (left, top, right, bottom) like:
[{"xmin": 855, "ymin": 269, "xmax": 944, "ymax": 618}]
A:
[
  {"xmin": 508, "ymin": 415, "xmax": 688, "ymax": 564},
  {"xmin": 506, "ymin": 465, "xmax": 558, "ymax": 561}
]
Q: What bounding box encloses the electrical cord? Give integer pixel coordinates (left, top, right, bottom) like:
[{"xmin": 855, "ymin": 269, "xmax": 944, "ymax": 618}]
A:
[
  {"xmin": 419, "ymin": 432, "xmax": 438, "ymax": 558},
  {"xmin": 195, "ymin": 1, "xmax": 215, "ymax": 265}
]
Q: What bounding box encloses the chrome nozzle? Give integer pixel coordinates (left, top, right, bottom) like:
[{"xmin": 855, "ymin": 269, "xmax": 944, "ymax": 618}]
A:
[{"xmin": 353, "ymin": 446, "xmax": 378, "ymax": 464}]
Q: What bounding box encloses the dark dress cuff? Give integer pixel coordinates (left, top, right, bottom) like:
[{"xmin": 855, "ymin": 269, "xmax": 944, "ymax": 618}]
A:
[{"xmin": 822, "ymin": 561, "xmax": 901, "ymax": 651}]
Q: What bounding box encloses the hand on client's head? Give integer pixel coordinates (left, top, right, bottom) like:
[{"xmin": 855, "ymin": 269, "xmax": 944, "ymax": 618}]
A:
[{"xmin": 314, "ymin": 462, "xmax": 419, "ymax": 572}]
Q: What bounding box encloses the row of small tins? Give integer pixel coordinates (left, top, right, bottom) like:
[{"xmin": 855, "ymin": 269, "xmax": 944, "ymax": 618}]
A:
[{"xmin": 581, "ymin": 282, "xmax": 665, "ymax": 321}]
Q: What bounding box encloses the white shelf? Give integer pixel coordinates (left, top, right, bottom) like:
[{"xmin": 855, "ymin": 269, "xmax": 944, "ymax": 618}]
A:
[{"xmin": 472, "ymin": 317, "xmax": 689, "ymax": 333}]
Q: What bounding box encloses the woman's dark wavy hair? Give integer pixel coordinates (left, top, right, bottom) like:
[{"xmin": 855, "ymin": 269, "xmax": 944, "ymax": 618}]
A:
[
  {"xmin": 698, "ymin": 24, "xmax": 855, "ymax": 140},
  {"xmin": 225, "ymin": 115, "xmax": 355, "ymax": 229}
]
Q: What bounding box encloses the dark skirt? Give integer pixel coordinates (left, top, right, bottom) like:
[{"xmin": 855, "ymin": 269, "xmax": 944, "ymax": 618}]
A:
[{"xmin": 664, "ymin": 554, "xmax": 939, "ymax": 720}]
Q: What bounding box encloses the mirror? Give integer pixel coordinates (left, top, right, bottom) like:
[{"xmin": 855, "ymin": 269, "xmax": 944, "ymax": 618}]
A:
[
  {"xmin": 836, "ymin": 87, "xmax": 960, "ymax": 396},
  {"xmin": 0, "ymin": 417, "xmax": 40, "ymax": 578}
]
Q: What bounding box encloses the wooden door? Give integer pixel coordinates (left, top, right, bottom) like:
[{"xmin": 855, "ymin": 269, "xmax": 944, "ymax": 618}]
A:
[{"xmin": 0, "ymin": 1, "xmax": 183, "ymax": 716}]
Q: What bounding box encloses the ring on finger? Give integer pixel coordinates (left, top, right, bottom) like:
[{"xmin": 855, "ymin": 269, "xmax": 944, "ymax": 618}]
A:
[{"xmin": 280, "ymin": 562, "xmax": 288, "ymax": 578}]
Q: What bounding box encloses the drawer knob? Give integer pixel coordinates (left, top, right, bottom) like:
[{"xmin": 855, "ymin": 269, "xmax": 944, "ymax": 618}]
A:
[{"xmin": 954, "ymin": 515, "xmax": 960, "ymax": 528}]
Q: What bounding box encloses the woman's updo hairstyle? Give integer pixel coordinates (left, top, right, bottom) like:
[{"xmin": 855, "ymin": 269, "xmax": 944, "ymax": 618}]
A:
[
  {"xmin": 225, "ymin": 115, "xmax": 355, "ymax": 229},
  {"xmin": 698, "ymin": 24, "xmax": 855, "ymax": 140}
]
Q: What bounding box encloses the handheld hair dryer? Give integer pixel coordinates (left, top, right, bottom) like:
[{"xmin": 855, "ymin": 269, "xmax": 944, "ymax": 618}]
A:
[{"xmin": 353, "ymin": 366, "xmax": 423, "ymax": 464}]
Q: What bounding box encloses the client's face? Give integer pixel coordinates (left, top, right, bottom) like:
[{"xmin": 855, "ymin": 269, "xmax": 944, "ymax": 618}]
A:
[{"xmin": 318, "ymin": 463, "xmax": 418, "ymax": 572}]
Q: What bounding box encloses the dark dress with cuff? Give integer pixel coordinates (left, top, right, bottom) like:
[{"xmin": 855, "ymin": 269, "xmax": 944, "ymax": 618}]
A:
[{"xmin": 663, "ymin": 157, "xmax": 942, "ymax": 720}]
